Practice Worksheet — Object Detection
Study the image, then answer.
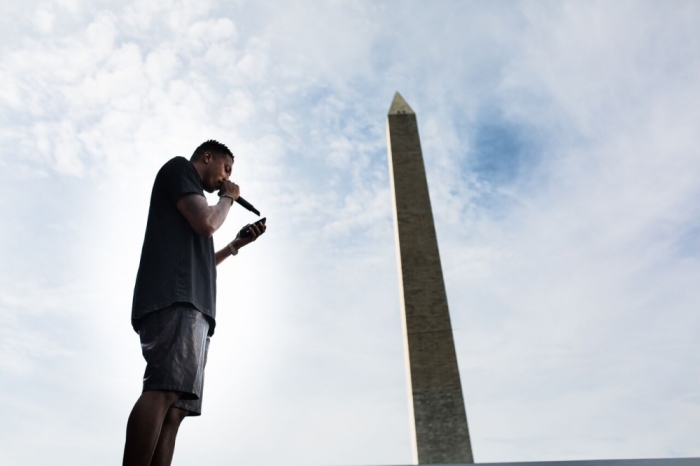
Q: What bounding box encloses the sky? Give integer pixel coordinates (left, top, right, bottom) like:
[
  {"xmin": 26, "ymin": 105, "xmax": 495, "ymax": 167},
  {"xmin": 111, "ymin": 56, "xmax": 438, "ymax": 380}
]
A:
[{"xmin": 1, "ymin": 0, "xmax": 700, "ymax": 465}]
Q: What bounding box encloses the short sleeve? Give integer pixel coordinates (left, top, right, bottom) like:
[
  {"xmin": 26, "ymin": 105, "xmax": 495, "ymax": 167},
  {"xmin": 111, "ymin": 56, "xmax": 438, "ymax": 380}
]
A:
[{"xmin": 162, "ymin": 158, "xmax": 203, "ymax": 204}]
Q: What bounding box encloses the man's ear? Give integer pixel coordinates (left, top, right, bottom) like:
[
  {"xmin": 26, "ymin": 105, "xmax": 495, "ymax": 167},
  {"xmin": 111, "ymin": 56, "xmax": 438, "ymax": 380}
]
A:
[{"xmin": 203, "ymin": 151, "xmax": 212, "ymax": 164}]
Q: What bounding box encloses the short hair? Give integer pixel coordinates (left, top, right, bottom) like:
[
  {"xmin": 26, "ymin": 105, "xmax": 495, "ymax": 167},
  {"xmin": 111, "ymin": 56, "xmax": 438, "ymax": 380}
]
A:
[{"xmin": 191, "ymin": 139, "xmax": 234, "ymax": 162}]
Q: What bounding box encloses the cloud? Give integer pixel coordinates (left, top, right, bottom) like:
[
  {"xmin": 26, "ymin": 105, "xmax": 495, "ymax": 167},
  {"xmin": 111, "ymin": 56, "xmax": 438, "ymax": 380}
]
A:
[{"xmin": 2, "ymin": 1, "xmax": 700, "ymax": 465}]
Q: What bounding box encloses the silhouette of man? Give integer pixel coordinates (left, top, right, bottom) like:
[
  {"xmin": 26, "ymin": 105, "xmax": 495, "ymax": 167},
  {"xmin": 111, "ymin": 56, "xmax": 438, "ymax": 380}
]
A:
[{"xmin": 122, "ymin": 140, "xmax": 266, "ymax": 466}]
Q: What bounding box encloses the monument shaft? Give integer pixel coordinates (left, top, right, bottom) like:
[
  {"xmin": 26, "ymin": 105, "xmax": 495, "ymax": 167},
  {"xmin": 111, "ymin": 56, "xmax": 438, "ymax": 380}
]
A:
[{"xmin": 387, "ymin": 93, "xmax": 473, "ymax": 464}]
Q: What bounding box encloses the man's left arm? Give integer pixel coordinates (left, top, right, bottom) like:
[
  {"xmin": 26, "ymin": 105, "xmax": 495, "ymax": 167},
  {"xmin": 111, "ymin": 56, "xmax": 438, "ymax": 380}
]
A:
[{"xmin": 215, "ymin": 222, "xmax": 266, "ymax": 266}]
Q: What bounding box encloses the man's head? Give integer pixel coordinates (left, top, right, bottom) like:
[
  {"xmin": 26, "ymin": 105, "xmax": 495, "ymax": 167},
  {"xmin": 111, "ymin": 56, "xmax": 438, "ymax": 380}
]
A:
[{"xmin": 190, "ymin": 140, "xmax": 234, "ymax": 193}]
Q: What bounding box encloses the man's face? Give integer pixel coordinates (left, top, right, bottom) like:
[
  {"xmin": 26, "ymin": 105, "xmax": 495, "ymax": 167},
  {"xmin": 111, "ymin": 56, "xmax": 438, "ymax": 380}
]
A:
[{"xmin": 202, "ymin": 151, "xmax": 233, "ymax": 193}]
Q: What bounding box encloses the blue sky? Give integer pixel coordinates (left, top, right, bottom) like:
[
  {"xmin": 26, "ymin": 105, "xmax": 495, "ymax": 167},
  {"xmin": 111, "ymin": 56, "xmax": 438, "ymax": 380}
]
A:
[{"xmin": 2, "ymin": 1, "xmax": 700, "ymax": 465}]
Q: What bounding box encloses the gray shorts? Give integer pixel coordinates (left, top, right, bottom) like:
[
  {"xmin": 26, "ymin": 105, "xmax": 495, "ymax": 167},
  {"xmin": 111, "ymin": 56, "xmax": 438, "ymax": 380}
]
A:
[{"xmin": 137, "ymin": 303, "xmax": 211, "ymax": 416}]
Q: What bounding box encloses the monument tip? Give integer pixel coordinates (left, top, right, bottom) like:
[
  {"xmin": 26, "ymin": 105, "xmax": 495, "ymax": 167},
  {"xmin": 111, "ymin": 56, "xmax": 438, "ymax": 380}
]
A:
[{"xmin": 388, "ymin": 91, "xmax": 415, "ymax": 115}]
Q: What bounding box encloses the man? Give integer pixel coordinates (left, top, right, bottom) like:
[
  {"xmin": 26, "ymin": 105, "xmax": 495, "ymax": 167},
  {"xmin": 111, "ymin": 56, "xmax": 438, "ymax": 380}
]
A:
[{"xmin": 122, "ymin": 140, "xmax": 266, "ymax": 466}]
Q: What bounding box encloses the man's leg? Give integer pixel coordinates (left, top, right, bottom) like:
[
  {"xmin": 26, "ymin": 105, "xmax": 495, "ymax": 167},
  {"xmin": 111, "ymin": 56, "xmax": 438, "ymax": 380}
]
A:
[
  {"xmin": 149, "ymin": 407, "xmax": 189, "ymax": 466},
  {"xmin": 122, "ymin": 390, "xmax": 181, "ymax": 466}
]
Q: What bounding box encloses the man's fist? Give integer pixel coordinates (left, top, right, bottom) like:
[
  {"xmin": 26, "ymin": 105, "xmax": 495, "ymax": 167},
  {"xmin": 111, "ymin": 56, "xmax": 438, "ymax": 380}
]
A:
[{"xmin": 218, "ymin": 180, "xmax": 240, "ymax": 201}]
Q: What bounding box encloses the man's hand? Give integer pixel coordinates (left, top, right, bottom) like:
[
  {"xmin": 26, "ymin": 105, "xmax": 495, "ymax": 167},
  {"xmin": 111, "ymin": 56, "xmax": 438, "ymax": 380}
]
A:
[
  {"xmin": 218, "ymin": 180, "xmax": 240, "ymax": 201},
  {"xmin": 216, "ymin": 220, "xmax": 266, "ymax": 266},
  {"xmin": 232, "ymin": 221, "xmax": 267, "ymax": 251}
]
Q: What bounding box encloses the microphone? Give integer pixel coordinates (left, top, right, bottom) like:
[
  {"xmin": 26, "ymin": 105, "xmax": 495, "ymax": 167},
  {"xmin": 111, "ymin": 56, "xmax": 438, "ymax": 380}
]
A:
[{"xmin": 235, "ymin": 196, "xmax": 261, "ymax": 216}]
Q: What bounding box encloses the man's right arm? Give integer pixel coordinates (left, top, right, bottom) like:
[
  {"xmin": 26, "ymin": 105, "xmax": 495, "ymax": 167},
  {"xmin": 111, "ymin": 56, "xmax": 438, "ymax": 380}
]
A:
[{"xmin": 177, "ymin": 194, "xmax": 233, "ymax": 237}]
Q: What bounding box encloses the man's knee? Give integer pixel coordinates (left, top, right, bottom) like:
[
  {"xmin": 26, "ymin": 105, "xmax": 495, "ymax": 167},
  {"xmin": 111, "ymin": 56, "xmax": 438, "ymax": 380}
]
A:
[{"xmin": 163, "ymin": 407, "xmax": 189, "ymax": 427}]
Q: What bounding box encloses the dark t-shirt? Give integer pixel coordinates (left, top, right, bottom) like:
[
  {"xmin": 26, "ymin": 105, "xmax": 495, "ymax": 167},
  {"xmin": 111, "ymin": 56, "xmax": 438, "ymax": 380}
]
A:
[{"xmin": 132, "ymin": 156, "xmax": 217, "ymax": 334}]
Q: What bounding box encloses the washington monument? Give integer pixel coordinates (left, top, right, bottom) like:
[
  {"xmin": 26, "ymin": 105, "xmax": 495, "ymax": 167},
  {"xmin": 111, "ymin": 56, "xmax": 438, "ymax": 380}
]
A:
[
  {"xmin": 384, "ymin": 93, "xmax": 700, "ymax": 466},
  {"xmin": 386, "ymin": 92, "xmax": 474, "ymax": 464}
]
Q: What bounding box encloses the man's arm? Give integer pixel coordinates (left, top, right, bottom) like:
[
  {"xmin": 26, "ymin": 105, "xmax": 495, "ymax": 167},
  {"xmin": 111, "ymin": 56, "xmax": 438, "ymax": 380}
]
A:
[
  {"xmin": 176, "ymin": 179, "xmax": 240, "ymax": 237},
  {"xmin": 177, "ymin": 194, "xmax": 233, "ymax": 237},
  {"xmin": 215, "ymin": 246, "xmax": 233, "ymax": 266}
]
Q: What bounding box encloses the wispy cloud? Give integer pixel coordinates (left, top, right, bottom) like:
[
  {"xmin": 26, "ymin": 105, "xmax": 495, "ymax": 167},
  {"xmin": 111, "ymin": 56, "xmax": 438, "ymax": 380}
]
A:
[{"xmin": 2, "ymin": 1, "xmax": 700, "ymax": 465}]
